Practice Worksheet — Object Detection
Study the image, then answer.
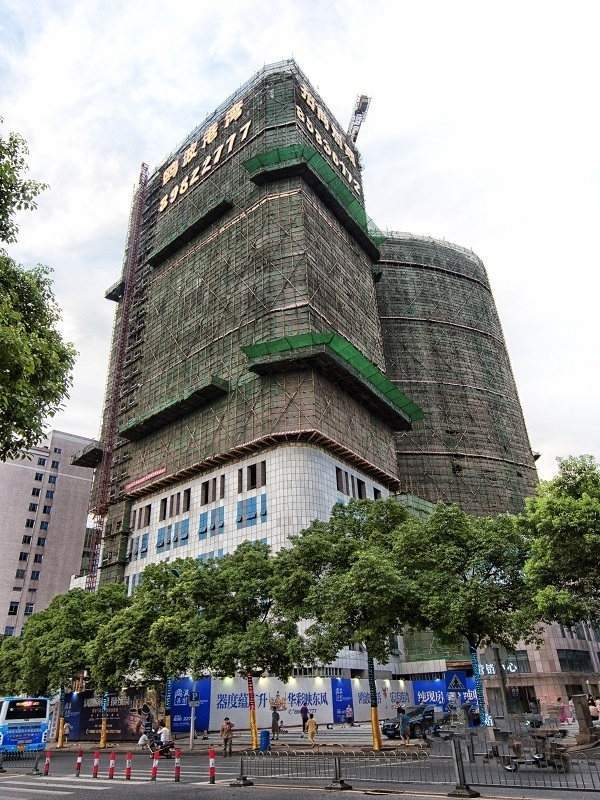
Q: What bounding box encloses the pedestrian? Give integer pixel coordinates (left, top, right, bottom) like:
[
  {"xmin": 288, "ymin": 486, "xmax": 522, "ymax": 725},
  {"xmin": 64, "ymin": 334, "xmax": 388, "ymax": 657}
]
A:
[
  {"xmin": 344, "ymin": 704, "xmax": 354, "ymax": 727},
  {"xmin": 595, "ymin": 697, "xmax": 600, "ymax": 716},
  {"xmin": 589, "ymin": 700, "xmax": 599, "ymax": 722},
  {"xmin": 271, "ymin": 709, "xmax": 280, "ymax": 741},
  {"xmin": 306, "ymin": 713, "xmax": 318, "ymax": 747},
  {"xmin": 557, "ymin": 697, "xmax": 569, "ymax": 724},
  {"xmin": 300, "ymin": 703, "xmax": 309, "ymax": 735},
  {"xmin": 397, "ymin": 707, "xmax": 410, "ymax": 745},
  {"xmin": 220, "ymin": 717, "xmax": 234, "ymax": 757},
  {"xmin": 138, "ymin": 732, "xmax": 150, "ymax": 752},
  {"xmin": 63, "ymin": 721, "xmax": 71, "ymax": 744}
]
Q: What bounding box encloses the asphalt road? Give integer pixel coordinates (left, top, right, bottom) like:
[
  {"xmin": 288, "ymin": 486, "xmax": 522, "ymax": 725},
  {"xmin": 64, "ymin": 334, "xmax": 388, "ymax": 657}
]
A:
[{"xmin": 1, "ymin": 750, "xmax": 599, "ymax": 800}]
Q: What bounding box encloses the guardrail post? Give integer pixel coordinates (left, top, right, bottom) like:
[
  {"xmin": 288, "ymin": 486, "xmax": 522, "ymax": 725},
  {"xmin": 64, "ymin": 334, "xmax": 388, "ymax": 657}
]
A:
[
  {"xmin": 43, "ymin": 750, "xmax": 52, "ymax": 776},
  {"xmin": 125, "ymin": 752, "xmax": 133, "ymax": 781},
  {"xmin": 466, "ymin": 732, "xmax": 476, "ymax": 763},
  {"xmin": 174, "ymin": 748, "xmax": 181, "ymax": 782},
  {"xmin": 448, "ymin": 737, "xmax": 480, "ymax": 798},
  {"xmin": 0, "ymin": 750, "xmax": 5, "ymax": 773},
  {"xmin": 75, "ymin": 749, "xmax": 83, "ymax": 777},
  {"xmin": 325, "ymin": 755, "xmax": 352, "ymax": 791},
  {"xmin": 229, "ymin": 754, "xmax": 254, "ymax": 787}
]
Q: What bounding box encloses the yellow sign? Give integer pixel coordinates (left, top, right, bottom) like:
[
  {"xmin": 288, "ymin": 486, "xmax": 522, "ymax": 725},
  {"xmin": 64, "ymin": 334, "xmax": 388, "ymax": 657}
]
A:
[
  {"xmin": 159, "ymin": 98, "xmax": 252, "ymax": 214},
  {"xmin": 296, "ymin": 84, "xmax": 362, "ymax": 197}
]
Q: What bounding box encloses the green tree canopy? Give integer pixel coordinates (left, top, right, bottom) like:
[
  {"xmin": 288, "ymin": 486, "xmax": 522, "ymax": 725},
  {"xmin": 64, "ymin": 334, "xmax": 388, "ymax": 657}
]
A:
[
  {"xmin": 523, "ymin": 455, "xmax": 600, "ymax": 625},
  {"xmin": 0, "ymin": 584, "xmax": 128, "ymax": 696},
  {"xmin": 0, "ymin": 119, "xmax": 76, "ymax": 460}
]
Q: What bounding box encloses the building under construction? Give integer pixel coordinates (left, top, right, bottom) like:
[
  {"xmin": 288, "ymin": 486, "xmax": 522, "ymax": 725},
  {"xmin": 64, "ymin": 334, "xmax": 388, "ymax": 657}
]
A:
[{"xmin": 74, "ymin": 59, "xmax": 544, "ymax": 680}]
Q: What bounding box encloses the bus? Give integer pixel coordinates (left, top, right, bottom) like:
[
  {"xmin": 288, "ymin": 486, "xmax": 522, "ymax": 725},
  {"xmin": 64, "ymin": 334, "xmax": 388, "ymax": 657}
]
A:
[{"xmin": 0, "ymin": 697, "xmax": 50, "ymax": 753}]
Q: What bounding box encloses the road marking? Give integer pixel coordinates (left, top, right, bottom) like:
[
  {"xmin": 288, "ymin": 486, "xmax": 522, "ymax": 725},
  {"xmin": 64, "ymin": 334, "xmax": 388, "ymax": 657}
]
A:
[{"xmin": 0, "ymin": 786, "xmax": 73, "ymax": 795}]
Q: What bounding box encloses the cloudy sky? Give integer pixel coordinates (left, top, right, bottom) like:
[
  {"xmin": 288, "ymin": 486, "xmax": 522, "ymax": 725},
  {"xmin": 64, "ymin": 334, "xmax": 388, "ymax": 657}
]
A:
[{"xmin": 1, "ymin": 0, "xmax": 598, "ymax": 480}]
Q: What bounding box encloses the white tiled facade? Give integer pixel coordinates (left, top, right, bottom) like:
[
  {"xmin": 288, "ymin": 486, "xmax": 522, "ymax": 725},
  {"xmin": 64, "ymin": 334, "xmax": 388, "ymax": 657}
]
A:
[{"xmin": 124, "ymin": 442, "xmax": 396, "ymax": 675}]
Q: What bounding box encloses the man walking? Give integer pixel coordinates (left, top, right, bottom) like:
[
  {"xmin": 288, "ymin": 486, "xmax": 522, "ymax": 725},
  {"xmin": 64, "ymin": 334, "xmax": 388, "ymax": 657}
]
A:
[
  {"xmin": 300, "ymin": 703, "xmax": 309, "ymax": 734},
  {"xmin": 271, "ymin": 708, "xmax": 280, "ymax": 741},
  {"xmin": 306, "ymin": 713, "xmax": 318, "ymax": 747},
  {"xmin": 220, "ymin": 717, "xmax": 234, "ymax": 757}
]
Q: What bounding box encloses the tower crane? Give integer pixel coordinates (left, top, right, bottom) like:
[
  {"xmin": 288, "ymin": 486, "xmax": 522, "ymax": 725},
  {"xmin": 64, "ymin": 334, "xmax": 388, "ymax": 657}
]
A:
[{"xmin": 347, "ymin": 94, "xmax": 371, "ymax": 143}]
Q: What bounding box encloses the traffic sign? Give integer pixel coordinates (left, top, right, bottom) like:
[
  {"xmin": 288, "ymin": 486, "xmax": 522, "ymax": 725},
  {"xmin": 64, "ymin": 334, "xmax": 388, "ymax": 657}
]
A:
[{"xmin": 189, "ymin": 690, "xmax": 200, "ymax": 707}]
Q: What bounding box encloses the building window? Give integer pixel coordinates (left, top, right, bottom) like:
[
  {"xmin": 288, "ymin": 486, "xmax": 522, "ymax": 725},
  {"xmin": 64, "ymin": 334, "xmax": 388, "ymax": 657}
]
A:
[
  {"xmin": 53, "ymin": 447, "xmax": 62, "ymax": 454},
  {"xmin": 356, "ymin": 479, "xmax": 366, "ymax": 499},
  {"xmin": 557, "ymin": 649, "xmax": 593, "ymax": 672},
  {"xmin": 259, "ymin": 460, "xmax": 266, "ymax": 487},
  {"xmin": 25, "ymin": 518, "xmax": 35, "ymax": 528},
  {"xmin": 40, "ymin": 521, "xmax": 49, "ymax": 530},
  {"xmin": 8, "ymin": 602, "xmax": 19, "ymax": 615},
  {"xmin": 201, "ymin": 481, "xmax": 209, "ymax": 505},
  {"xmin": 37, "ymin": 457, "xmax": 46, "ymax": 466},
  {"xmin": 169, "ymin": 494, "xmax": 175, "ymax": 517},
  {"xmin": 198, "ymin": 512, "xmax": 208, "ymax": 539},
  {"xmin": 37, "ymin": 537, "xmax": 46, "ymax": 547},
  {"xmin": 31, "ymin": 571, "xmax": 40, "ymax": 580},
  {"xmin": 46, "ymin": 490, "xmax": 54, "ymax": 499},
  {"xmin": 34, "ymin": 553, "xmax": 43, "ymax": 564},
  {"xmin": 159, "ymin": 497, "xmax": 167, "ymax": 521},
  {"xmin": 47, "ymin": 475, "xmax": 56, "ymax": 484},
  {"xmin": 131, "ymin": 509, "xmax": 137, "ymax": 530},
  {"xmin": 15, "ymin": 569, "xmax": 26, "ymax": 579},
  {"xmin": 238, "ymin": 469, "xmax": 243, "ymax": 493},
  {"xmin": 24, "ymin": 603, "xmax": 34, "ymax": 615},
  {"xmin": 143, "ymin": 504, "xmax": 151, "ymax": 526},
  {"xmin": 31, "ymin": 488, "xmax": 41, "ymax": 497},
  {"xmin": 210, "ymin": 478, "xmax": 217, "ymax": 503},
  {"xmin": 19, "ymin": 552, "xmax": 28, "ymax": 561},
  {"xmin": 373, "ymin": 487, "xmax": 381, "ymax": 499},
  {"xmin": 220, "ymin": 474, "xmax": 225, "ymax": 499},
  {"xmin": 183, "ymin": 488, "xmax": 191, "ymax": 513},
  {"xmin": 4, "ymin": 626, "xmax": 15, "ymax": 636},
  {"xmin": 34, "ymin": 472, "xmax": 43, "ymax": 481},
  {"xmin": 51, "ymin": 460, "xmax": 59, "ymax": 469},
  {"xmin": 42, "ymin": 505, "xmax": 51, "ymax": 514},
  {"xmin": 247, "ymin": 464, "xmax": 257, "ymax": 490},
  {"xmin": 336, "ymin": 467, "xmax": 344, "ymax": 493},
  {"xmin": 22, "ymin": 535, "xmax": 32, "ymax": 544}
]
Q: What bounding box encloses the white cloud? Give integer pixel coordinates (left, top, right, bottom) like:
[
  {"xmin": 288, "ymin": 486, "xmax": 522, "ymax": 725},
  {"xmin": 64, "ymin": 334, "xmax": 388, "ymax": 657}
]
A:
[{"xmin": 1, "ymin": 0, "xmax": 598, "ymax": 479}]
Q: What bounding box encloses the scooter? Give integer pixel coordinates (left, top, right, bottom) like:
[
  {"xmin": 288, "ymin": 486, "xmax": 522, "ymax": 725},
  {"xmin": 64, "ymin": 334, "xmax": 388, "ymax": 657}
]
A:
[{"xmin": 146, "ymin": 732, "xmax": 175, "ymax": 758}]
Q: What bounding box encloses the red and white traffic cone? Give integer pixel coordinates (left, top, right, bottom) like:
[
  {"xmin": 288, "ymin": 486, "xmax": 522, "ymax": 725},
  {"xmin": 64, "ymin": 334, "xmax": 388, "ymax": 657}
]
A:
[
  {"xmin": 208, "ymin": 746, "xmax": 216, "ymax": 785},
  {"xmin": 43, "ymin": 751, "xmax": 51, "ymax": 776},
  {"xmin": 108, "ymin": 751, "xmax": 116, "ymax": 779},
  {"xmin": 125, "ymin": 752, "xmax": 133, "ymax": 781},
  {"xmin": 75, "ymin": 749, "xmax": 83, "ymax": 777},
  {"xmin": 174, "ymin": 749, "xmax": 181, "ymax": 782},
  {"xmin": 92, "ymin": 751, "xmax": 100, "ymax": 779},
  {"xmin": 150, "ymin": 749, "xmax": 160, "ymax": 781}
]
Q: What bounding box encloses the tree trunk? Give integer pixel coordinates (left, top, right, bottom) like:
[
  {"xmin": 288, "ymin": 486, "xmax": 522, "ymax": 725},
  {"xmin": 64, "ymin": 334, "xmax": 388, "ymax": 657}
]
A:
[
  {"xmin": 367, "ymin": 653, "xmax": 382, "ymax": 751},
  {"xmin": 468, "ymin": 640, "xmax": 491, "ymax": 726},
  {"xmin": 247, "ymin": 673, "xmax": 259, "ymax": 750}
]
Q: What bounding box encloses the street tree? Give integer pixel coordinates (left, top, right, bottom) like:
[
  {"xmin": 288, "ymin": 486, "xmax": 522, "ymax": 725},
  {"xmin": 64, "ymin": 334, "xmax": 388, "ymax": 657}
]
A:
[
  {"xmin": 523, "ymin": 455, "xmax": 600, "ymax": 625},
  {"xmin": 393, "ymin": 504, "xmax": 539, "ymax": 723},
  {"xmin": 191, "ymin": 542, "xmax": 305, "ymax": 750},
  {"xmin": 16, "ymin": 584, "xmax": 128, "ymax": 696},
  {"xmin": 0, "ymin": 120, "xmax": 76, "ymax": 460},
  {"xmin": 275, "ymin": 499, "xmax": 415, "ymax": 750},
  {"xmin": 0, "ymin": 634, "xmax": 25, "ymax": 694}
]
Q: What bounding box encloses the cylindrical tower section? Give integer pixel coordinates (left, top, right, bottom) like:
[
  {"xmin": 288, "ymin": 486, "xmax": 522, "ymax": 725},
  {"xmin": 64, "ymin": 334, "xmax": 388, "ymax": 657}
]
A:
[{"xmin": 376, "ymin": 233, "xmax": 537, "ymax": 514}]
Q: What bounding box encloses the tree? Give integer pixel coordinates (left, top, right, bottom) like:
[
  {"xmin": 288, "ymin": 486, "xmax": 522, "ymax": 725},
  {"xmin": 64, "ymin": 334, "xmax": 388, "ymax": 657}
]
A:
[
  {"xmin": 393, "ymin": 505, "xmax": 539, "ymax": 724},
  {"xmin": 523, "ymin": 455, "xmax": 600, "ymax": 625},
  {"xmin": 16, "ymin": 584, "xmax": 128, "ymax": 695},
  {"xmin": 0, "ymin": 119, "xmax": 76, "ymax": 460},
  {"xmin": 190, "ymin": 542, "xmax": 305, "ymax": 750},
  {"xmin": 0, "ymin": 118, "xmax": 47, "ymax": 244},
  {"xmin": 275, "ymin": 499, "xmax": 414, "ymax": 750},
  {"xmin": 0, "ymin": 634, "xmax": 25, "ymax": 694}
]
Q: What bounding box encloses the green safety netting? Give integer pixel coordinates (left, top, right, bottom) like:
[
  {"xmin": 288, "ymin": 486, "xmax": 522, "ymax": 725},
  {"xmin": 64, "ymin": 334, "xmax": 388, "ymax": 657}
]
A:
[
  {"xmin": 243, "ymin": 146, "xmax": 386, "ymax": 246},
  {"xmin": 242, "ymin": 331, "xmax": 423, "ymax": 422}
]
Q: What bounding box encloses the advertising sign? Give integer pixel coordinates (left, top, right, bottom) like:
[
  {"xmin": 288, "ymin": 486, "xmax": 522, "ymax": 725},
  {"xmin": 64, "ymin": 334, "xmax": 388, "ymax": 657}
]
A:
[
  {"xmin": 331, "ymin": 678, "xmax": 354, "ymax": 724},
  {"xmin": 170, "ymin": 678, "xmax": 211, "ymax": 734}
]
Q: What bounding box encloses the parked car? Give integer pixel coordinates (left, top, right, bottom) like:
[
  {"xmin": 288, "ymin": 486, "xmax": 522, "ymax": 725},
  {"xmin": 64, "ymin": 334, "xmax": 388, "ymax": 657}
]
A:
[{"xmin": 382, "ymin": 703, "xmax": 443, "ymax": 739}]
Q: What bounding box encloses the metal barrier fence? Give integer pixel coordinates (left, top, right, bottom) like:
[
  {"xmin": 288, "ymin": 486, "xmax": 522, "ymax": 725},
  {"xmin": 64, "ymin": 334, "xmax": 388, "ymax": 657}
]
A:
[{"xmin": 234, "ymin": 735, "xmax": 600, "ymax": 794}]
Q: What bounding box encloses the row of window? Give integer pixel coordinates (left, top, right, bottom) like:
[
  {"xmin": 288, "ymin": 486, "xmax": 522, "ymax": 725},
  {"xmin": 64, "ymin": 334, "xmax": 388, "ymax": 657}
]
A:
[
  {"xmin": 557, "ymin": 648, "xmax": 595, "ymax": 673},
  {"xmin": 18, "ymin": 552, "xmax": 43, "ymax": 563},
  {"xmin": 238, "ymin": 461, "xmax": 266, "ymax": 493},
  {"xmin": 37, "ymin": 457, "xmax": 60, "ymax": 468},
  {"xmin": 22, "ymin": 536, "xmax": 46, "ymax": 546},
  {"xmin": 157, "ymin": 519, "xmax": 190, "ymax": 548},
  {"xmin": 335, "ymin": 467, "xmax": 381, "ymax": 500},
  {"xmin": 33, "ymin": 473, "xmax": 57, "ymax": 483},
  {"xmin": 199, "ymin": 507, "xmax": 225, "ymax": 539},
  {"xmin": 28, "ymin": 503, "xmax": 52, "ymax": 513},
  {"xmin": 7, "ymin": 601, "xmax": 34, "ymax": 616},
  {"xmin": 132, "ymin": 503, "xmax": 152, "ymax": 529},
  {"xmin": 15, "ymin": 569, "xmax": 41, "ymax": 580},
  {"xmin": 32, "ymin": 489, "xmax": 54, "ymax": 498},
  {"xmin": 25, "ymin": 519, "xmax": 49, "ymax": 530},
  {"xmin": 236, "ymin": 495, "xmax": 268, "ymax": 528}
]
